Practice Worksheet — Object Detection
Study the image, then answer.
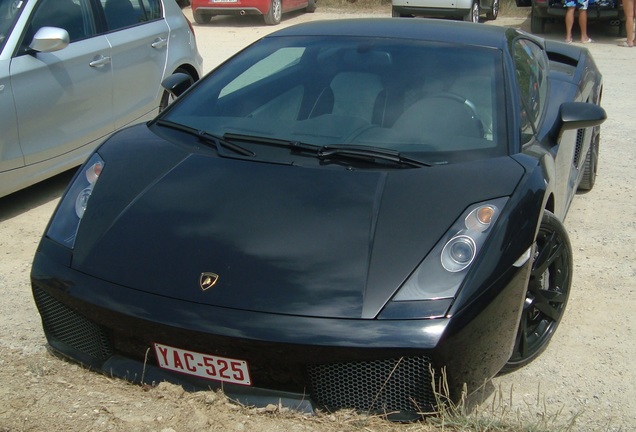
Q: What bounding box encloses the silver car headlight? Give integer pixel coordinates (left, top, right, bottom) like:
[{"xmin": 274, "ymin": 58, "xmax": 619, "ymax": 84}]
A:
[
  {"xmin": 392, "ymin": 197, "xmax": 508, "ymax": 302},
  {"xmin": 47, "ymin": 153, "xmax": 104, "ymax": 249}
]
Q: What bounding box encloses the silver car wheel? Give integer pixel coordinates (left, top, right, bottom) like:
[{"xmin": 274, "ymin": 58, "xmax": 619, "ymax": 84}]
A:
[{"xmin": 464, "ymin": 0, "xmax": 479, "ymax": 23}]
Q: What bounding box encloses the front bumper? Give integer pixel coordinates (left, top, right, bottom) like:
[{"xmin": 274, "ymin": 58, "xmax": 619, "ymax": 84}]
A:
[{"xmin": 31, "ymin": 237, "xmax": 530, "ymax": 417}]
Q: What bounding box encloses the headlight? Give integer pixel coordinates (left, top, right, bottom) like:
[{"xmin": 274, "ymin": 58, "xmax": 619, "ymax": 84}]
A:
[
  {"xmin": 47, "ymin": 154, "xmax": 104, "ymax": 248},
  {"xmin": 392, "ymin": 197, "xmax": 508, "ymax": 302}
]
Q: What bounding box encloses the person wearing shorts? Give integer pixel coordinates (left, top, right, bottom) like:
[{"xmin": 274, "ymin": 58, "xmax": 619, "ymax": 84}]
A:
[
  {"xmin": 563, "ymin": 0, "xmax": 592, "ymax": 44},
  {"xmin": 619, "ymin": 0, "xmax": 635, "ymax": 46}
]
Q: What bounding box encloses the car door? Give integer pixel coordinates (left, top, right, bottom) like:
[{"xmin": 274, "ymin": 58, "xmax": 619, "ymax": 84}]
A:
[
  {"xmin": 0, "ymin": 0, "xmax": 25, "ymax": 177},
  {"xmin": 9, "ymin": 0, "xmax": 114, "ymax": 167},
  {"xmin": 0, "ymin": 59, "xmax": 22, "ymax": 174},
  {"xmin": 514, "ymin": 38, "xmax": 579, "ymax": 220},
  {"xmin": 101, "ymin": 0, "xmax": 169, "ymax": 128}
]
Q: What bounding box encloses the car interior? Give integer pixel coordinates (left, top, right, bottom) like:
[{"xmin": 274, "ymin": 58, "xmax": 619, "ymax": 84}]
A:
[{"xmin": 166, "ymin": 40, "xmax": 505, "ymax": 161}]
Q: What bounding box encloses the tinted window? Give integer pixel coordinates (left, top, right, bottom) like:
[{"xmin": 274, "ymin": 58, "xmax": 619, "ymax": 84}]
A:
[
  {"xmin": 101, "ymin": 0, "xmax": 162, "ymax": 32},
  {"xmin": 163, "ymin": 36, "xmax": 507, "ymax": 165},
  {"xmin": 513, "ymin": 39, "xmax": 548, "ymax": 144},
  {"xmin": 0, "ymin": 0, "xmax": 24, "ymax": 52},
  {"xmin": 29, "ymin": 0, "xmax": 97, "ymax": 42}
]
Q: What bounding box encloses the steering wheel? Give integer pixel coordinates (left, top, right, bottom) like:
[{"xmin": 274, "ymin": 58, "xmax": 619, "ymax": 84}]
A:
[{"xmin": 426, "ymin": 92, "xmax": 485, "ymax": 138}]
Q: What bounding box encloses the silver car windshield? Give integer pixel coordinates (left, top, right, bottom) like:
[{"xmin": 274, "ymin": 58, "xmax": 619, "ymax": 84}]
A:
[
  {"xmin": 0, "ymin": 0, "xmax": 24, "ymax": 51},
  {"xmin": 162, "ymin": 36, "xmax": 507, "ymax": 164}
]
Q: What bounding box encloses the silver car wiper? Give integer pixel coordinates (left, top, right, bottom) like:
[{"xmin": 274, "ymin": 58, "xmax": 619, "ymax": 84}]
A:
[
  {"xmin": 155, "ymin": 120, "xmax": 255, "ymax": 157},
  {"xmin": 223, "ymin": 133, "xmax": 431, "ymax": 168}
]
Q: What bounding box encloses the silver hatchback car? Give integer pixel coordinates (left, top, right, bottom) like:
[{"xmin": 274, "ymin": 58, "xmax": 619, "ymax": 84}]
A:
[{"xmin": 0, "ymin": 0, "xmax": 203, "ymax": 198}]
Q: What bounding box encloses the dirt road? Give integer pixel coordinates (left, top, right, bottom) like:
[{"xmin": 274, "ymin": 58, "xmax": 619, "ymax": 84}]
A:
[{"xmin": 1, "ymin": 7, "xmax": 634, "ymax": 431}]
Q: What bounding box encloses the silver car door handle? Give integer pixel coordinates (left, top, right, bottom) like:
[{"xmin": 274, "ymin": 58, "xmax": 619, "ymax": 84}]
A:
[
  {"xmin": 151, "ymin": 38, "xmax": 168, "ymax": 49},
  {"xmin": 89, "ymin": 55, "xmax": 112, "ymax": 68}
]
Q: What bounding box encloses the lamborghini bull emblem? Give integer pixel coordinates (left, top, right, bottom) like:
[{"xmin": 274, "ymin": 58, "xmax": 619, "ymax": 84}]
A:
[{"xmin": 199, "ymin": 272, "xmax": 219, "ymax": 291}]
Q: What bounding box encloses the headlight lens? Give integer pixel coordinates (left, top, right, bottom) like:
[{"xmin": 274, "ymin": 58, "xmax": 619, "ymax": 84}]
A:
[
  {"xmin": 441, "ymin": 235, "xmax": 476, "ymax": 272},
  {"xmin": 392, "ymin": 197, "xmax": 508, "ymax": 301},
  {"xmin": 47, "ymin": 154, "xmax": 104, "ymax": 248}
]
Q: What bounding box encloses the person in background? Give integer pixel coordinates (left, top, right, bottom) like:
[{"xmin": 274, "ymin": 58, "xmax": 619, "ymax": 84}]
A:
[
  {"xmin": 620, "ymin": 0, "xmax": 635, "ymax": 47},
  {"xmin": 564, "ymin": 0, "xmax": 592, "ymax": 44}
]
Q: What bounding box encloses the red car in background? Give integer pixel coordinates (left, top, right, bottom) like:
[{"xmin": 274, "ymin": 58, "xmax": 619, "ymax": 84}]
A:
[{"xmin": 191, "ymin": 0, "xmax": 316, "ymax": 25}]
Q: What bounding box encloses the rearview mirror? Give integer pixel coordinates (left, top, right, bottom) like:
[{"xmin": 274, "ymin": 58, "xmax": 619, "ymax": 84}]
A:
[
  {"xmin": 161, "ymin": 73, "xmax": 194, "ymax": 99},
  {"xmin": 558, "ymin": 102, "xmax": 607, "ymax": 131},
  {"xmin": 29, "ymin": 27, "xmax": 69, "ymax": 53}
]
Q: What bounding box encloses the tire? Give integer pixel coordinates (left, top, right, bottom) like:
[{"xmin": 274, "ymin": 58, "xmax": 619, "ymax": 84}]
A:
[
  {"xmin": 392, "ymin": 6, "xmax": 408, "ymax": 17},
  {"xmin": 264, "ymin": 0, "xmax": 282, "ymax": 25},
  {"xmin": 306, "ymin": 0, "xmax": 316, "ymax": 13},
  {"xmin": 501, "ymin": 210, "xmax": 572, "ymax": 374},
  {"xmin": 159, "ymin": 69, "xmax": 194, "ymax": 112},
  {"xmin": 464, "ymin": 0, "xmax": 479, "ymax": 23},
  {"xmin": 578, "ymin": 130, "xmax": 599, "ymax": 191},
  {"xmin": 486, "ymin": 0, "xmax": 499, "ymax": 20},
  {"xmin": 531, "ymin": 9, "xmax": 545, "ymax": 33},
  {"xmin": 193, "ymin": 10, "xmax": 212, "ymax": 24}
]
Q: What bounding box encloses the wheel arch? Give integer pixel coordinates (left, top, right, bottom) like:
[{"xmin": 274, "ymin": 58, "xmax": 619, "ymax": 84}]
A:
[{"xmin": 171, "ymin": 63, "xmax": 201, "ymax": 82}]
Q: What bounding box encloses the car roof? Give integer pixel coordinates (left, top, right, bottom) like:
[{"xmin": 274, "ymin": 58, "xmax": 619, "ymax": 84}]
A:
[{"xmin": 266, "ymin": 18, "xmax": 528, "ymax": 50}]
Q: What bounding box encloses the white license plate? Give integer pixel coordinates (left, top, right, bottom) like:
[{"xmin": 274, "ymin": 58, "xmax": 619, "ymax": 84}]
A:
[
  {"xmin": 154, "ymin": 343, "xmax": 251, "ymax": 386},
  {"xmin": 212, "ymin": 0, "xmax": 238, "ymax": 3}
]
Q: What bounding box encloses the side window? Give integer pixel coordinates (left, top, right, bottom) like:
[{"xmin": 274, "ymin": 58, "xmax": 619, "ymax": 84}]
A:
[
  {"xmin": 29, "ymin": 0, "xmax": 96, "ymax": 43},
  {"xmin": 101, "ymin": 0, "xmax": 162, "ymax": 32},
  {"xmin": 513, "ymin": 39, "xmax": 548, "ymax": 144},
  {"xmin": 139, "ymin": 0, "xmax": 162, "ymax": 20}
]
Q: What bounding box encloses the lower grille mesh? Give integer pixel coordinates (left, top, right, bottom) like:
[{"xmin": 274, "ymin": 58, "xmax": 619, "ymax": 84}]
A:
[
  {"xmin": 33, "ymin": 286, "xmax": 113, "ymax": 361},
  {"xmin": 308, "ymin": 356, "xmax": 436, "ymax": 414}
]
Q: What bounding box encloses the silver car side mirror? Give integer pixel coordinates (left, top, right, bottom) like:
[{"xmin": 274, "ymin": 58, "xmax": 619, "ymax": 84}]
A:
[{"xmin": 29, "ymin": 26, "xmax": 70, "ymax": 53}]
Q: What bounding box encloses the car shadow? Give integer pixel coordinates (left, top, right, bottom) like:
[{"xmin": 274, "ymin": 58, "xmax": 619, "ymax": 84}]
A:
[
  {"xmin": 189, "ymin": 8, "xmax": 307, "ymax": 28},
  {"xmin": 527, "ymin": 16, "xmax": 624, "ymax": 42},
  {"xmin": 0, "ymin": 169, "xmax": 76, "ymax": 223}
]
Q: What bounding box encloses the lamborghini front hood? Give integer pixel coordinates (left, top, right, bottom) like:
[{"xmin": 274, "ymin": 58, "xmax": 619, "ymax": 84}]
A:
[{"xmin": 72, "ymin": 134, "xmax": 523, "ymax": 319}]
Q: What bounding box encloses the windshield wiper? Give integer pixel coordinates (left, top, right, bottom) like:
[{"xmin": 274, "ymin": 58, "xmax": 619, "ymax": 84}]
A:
[
  {"xmin": 223, "ymin": 133, "xmax": 431, "ymax": 167},
  {"xmin": 223, "ymin": 133, "xmax": 319, "ymax": 152},
  {"xmin": 317, "ymin": 145, "xmax": 432, "ymax": 167},
  {"xmin": 155, "ymin": 120, "xmax": 255, "ymax": 157}
]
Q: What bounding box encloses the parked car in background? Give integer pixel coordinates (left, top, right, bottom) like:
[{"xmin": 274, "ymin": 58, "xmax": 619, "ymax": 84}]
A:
[
  {"xmin": 0, "ymin": 0, "xmax": 203, "ymax": 199},
  {"xmin": 391, "ymin": 0, "xmax": 499, "ymax": 22},
  {"xmin": 32, "ymin": 18, "xmax": 606, "ymax": 419},
  {"xmin": 516, "ymin": 0, "xmax": 625, "ymax": 34},
  {"xmin": 191, "ymin": 0, "xmax": 316, "ymax": 25}
]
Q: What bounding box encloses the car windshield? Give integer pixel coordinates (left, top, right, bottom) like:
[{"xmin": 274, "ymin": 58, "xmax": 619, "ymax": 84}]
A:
[
  {"xmin": 161, "ymin": 35, "xmax": 507, "ymax": 165},
  {"xmin": 0, "ymin": 0, "xmax": 24, "ymax": 52}
]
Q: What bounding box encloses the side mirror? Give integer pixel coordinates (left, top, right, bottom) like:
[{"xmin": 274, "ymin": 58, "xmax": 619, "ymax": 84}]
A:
[
  {"xmin": 558, "ymin": 102, "xmax": 607, "ymax": 132},
  {"xmin": 161, "ymin": 73, "xmax": 194, "ymax": 99},
  {"xmin": 29, "ymin": 27, "xmax": 70, "ymax": 53}
]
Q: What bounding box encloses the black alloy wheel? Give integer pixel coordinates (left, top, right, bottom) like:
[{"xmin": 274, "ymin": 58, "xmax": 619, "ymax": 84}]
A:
[{"xmin": 501, "ymin": 210, "xmax": 572, "ymax": 373}]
